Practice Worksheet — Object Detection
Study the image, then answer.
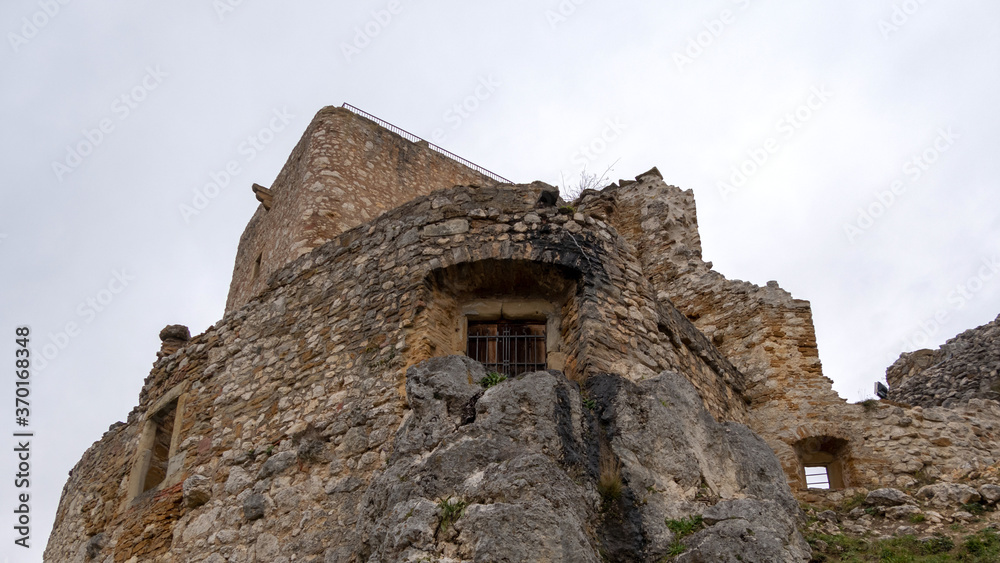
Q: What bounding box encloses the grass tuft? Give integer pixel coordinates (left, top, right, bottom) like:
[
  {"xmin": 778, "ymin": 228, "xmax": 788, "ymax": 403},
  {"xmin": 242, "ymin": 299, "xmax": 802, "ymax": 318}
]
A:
[
  {"xmin": 857, "ymin": 398, "xmax": 879, "ymax": 413},
  {"xmin": 806, "ymin": 529, "xmax": 999, "ymax": 562},
  {"xmin": 437, "ymin": 496, "xmax": 468, "ymax": 533},
  {"xmin": 478, "ymin": 371, "xmax": 507, "ymax": 389},
  {"xmin": 663, "ymin": 515, "xmax": 704, "ymax": 559},
  {"xmin": 666, "ymin": 515, "xmax": 704, "ymax": 537}
]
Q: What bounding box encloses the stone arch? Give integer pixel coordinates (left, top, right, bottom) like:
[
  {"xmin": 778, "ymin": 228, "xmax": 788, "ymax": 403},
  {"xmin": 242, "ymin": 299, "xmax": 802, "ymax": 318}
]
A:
[{"xmin": 409, "ymin": 257, "xmax": 585, "ymax": 380}]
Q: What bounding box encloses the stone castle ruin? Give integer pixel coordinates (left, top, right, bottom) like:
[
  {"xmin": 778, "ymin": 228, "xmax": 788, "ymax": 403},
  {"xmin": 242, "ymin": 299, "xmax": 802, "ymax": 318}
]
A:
[{"xmin": 45, "ymin": 105, "xmax": 1000, "ymax": 562}]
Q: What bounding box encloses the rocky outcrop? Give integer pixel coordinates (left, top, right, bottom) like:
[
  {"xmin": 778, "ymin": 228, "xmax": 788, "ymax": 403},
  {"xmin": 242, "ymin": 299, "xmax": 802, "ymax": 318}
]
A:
[
  {"xmin": 349, "ymin": 356, "xmax": 808, "ymax": 562},
  {"xmin": 888, "ymin": 314, "xmax": 1000, "ymax": 407}
]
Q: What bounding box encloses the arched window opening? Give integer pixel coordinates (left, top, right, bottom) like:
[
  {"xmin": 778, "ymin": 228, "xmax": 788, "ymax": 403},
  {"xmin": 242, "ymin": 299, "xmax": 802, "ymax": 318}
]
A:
[{"xmin": 413, "ymin": 259, "xmax": 581, "ymax": 378}]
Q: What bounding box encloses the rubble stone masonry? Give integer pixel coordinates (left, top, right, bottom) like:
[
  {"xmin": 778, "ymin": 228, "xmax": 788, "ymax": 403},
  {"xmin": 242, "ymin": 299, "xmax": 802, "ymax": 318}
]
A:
[
  {"xmin": 888, "ymin": 314, "xmax": 1000, "ymax": 407},
  {"xmin": 46, "ymin": 177, "xmax": 752, "ymax": 561},
  {"xmin": 225, "ymin": 107, "xmax": 499, "ymax": 314},
  {"xmin": 45, "ymin": 107, "xmax": 1000, "ymax": 562}
]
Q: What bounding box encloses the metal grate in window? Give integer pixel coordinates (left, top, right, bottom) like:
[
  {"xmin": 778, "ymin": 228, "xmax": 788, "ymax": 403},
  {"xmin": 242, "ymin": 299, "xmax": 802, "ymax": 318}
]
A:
[
  {"xmin": 804, "ymin": 465, "xmax": 831, "ymax": 489},
  {"xmin": 466, "ymin": 321, "xmax": 546, "ymax": 377}
]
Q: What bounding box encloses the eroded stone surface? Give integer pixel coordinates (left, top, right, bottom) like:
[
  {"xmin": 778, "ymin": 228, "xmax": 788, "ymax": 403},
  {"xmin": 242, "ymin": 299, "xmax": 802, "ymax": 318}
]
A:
[
  {"xmin": 353, "ymin": 357, "xmax": 807, "ymax": 562},
  {"xmin": 43, "ymin": 106, "xmax": 1000, "ymax": 562},
  {"xmin": 888, "ymin": 314, "xmax": 1000, "ymax": 407}
]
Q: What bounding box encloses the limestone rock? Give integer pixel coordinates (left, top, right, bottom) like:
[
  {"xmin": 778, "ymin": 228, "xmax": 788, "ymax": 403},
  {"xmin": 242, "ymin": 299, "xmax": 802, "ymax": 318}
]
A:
[
  {"xmin": 865, "ymin": 488, "xmax": 916, "ymax": 507},
  {"xmin": 980, "ymin": 484, "xmax": 1000, "ymax": 504},
  {"xmin": 421, "ymin": 218, "xmax": 469, "ymax": 237},
  {"xmin": 243, "ymin": 493, "xmax": 266, "ymax": 521},
  {"xmin": 350, "ymin": 357, "xmax": 808, "ymax": 562},
  {"xmin": 953, "ymin": 510, "xmax": 977, "ymax": 521},
  {"xmin": 679, "ymin": 499, "xmax": 808, "ymax": 563},
  {"xmin": 915, "ymin": 483, "xmax": 981, "ymax": 507},
  {"xmin": 159, "ymin": 324, "xmax": 191, "ymax": 342},
  {"xmin": 816, "ymin": 510, "xmax": 838, "ymax": 522},
  {"xmin": 224, "ymin": 466, "xmax": 252, "ymax": 495},
  {"xmin": 182, "ymin": 474, "xmax": 212, "ymax": 508},
  {"xmin": 885, "ymin": 505, "xmax": 922, "ymax": 520},
  {"xmin": 258, "ymin": 451, "xmax": 297, "ymax": 479},
  {"xmin": 158, "ymin": 324, "xmax": 191, "ymax": 356}
]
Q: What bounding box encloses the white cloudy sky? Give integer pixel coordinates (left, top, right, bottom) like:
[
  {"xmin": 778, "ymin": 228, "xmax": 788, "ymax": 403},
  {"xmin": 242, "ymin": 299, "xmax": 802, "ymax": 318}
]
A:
[{"xmin": 1, "ymin": 1, "xmax": 998, "ymax": 559}]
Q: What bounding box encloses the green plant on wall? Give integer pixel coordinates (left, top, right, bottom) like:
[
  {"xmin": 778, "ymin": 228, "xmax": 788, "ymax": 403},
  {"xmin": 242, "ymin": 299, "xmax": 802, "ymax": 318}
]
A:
[{"xmin": 479, "ymin": 371, "xmax": 507, "ymax": 389}]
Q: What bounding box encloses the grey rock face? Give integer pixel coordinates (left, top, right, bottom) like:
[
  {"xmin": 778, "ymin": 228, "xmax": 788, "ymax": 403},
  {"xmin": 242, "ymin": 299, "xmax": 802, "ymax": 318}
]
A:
[
  {"xmin": 182, "ymin": 474, "xmax": 212, "ymax": 508},
  {"xmin": 865, "ymin": 488, "xmax": 916, "ymax": 507},
  {"xmin": 594, "ymin": 372, "xmax": 809, "ymax": 562},
  {"xmin": 339, "ymin": 357, "xmax": 807, "ymax": 562},
  {"xmin": 243, "ymin": 493, "xmax": 266, "ymax": 521},
  {"xmin": 979, "ymin": 483, "xmax": 1000, "ymax": 504},
  {"xmin": 677, "ymin": 499, "xmax": 805, "ymax": 563},
  {"xmin": 258, "ymin": 451, "xmax": 297, "ymax": 479},
  {"xmin": 158, "ymin": 324, "xmax": 191, "ymax": 341},
  {"xmin": 915, "ymin": 483, "xmax": 982, "ymax": 507},
  {"xmin": 885, "ymin": 505, "xmax": 922, "ymax": 520},
  {"xmin": 421, "ymin": 218, "xmax": 470, "ymax": 237}
]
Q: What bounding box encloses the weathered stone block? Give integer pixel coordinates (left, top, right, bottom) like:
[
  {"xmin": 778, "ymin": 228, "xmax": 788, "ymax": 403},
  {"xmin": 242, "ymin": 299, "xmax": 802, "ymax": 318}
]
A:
[
  {"xmin": 421, "ymin": 219, "xmax": 469, "ymax": 237},
  {"xmin": 182, "ymin": 474, "xmax": 212, "ymax": 508}
]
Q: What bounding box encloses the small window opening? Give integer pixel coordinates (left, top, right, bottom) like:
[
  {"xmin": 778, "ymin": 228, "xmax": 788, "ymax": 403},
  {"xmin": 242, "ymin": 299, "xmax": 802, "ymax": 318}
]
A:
[
  {"xmin": 804, "ymin": 465, "xmax": 831, "ymax": 489},
  {"xmin": 142, "ymin": 399, "xmax": 177, "ymax": 493},
  {"xmin": 467, "ymin": 320, "xmax": 546, "ymax": 376},
  {"xmin": 795, "ymin": 435, "xmax": 848, "ymax": 490},
  {"xmin": 252, "ymin": 253, "xmax": 262, "ymax": 280}
]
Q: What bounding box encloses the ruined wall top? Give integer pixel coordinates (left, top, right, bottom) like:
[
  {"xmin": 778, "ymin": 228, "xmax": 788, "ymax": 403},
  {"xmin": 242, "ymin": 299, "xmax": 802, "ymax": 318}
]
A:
[
  {"xmin": 225, "ymin": 106, "xmax": 501, "ymax": 314},
  {"xmin": 888, "ymin": 313, "xmax": 1000, "ymax": 407}
]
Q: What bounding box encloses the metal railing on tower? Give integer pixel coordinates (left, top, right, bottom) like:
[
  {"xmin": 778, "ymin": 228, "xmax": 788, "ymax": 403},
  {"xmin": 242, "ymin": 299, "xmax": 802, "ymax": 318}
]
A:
[{"xmin": 341, "ymin": 103, "xmax": 512, "ymax": 184}]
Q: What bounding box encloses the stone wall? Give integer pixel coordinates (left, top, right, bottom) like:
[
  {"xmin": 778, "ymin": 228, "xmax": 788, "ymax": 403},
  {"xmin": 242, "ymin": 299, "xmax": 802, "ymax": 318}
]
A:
[
  {"xmin": 47, "ymin": 101, "xmax": 1000, "ymax": 560},
  {"xmin": 225, "ymin": 106, "xmax": 499, "ymax": 314},
  {"xmin": 585, "ymin": 172, "xmax": 846, "ymax": 486},
  {"xmin": 888, "ymin": 314, "xmax": 1000, "ymax": 407},
  {"xmin": 586, "ymin": 171, "xmax": 1000, "ymax": 495},
  {"xmin": 46, "ymin": 181, "xmax": 754, "ymax": 562},
  {"xmin": 596, "ymin": 170, "xmax": 835, "ymax": 409}
]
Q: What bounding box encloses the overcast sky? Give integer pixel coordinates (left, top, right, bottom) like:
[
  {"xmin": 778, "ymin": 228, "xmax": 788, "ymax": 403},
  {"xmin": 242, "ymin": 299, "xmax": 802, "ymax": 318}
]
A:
[{"xmin": 1, "ymin": 1, "xmax": 998, "ymax": 559}]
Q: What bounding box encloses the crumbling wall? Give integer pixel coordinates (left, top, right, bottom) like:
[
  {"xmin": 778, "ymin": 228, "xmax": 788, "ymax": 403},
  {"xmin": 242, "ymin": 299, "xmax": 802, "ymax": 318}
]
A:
[
  {"xmin": 589, "ymin": 171, "xmax": 844, "ymax": 484},
  {"xmin": 226, "ymin": 106, "xmax": 500, "ymax": 314},
  {"xmin": 596, "ymin": 170, "xmax": 835, "ymax": 408},
  {"xmin": 47, "ymin": 182, "xmax": 754, "ymax": 562},
  {"xmin": 888, "ymin": 314, "xmax": 1000, "ymax": 407},
  {"xmin": 587, "ymin": 171, "xmax": 1000, "ymax": 495}
]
